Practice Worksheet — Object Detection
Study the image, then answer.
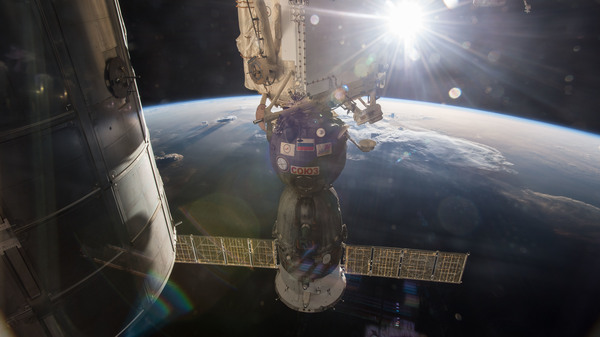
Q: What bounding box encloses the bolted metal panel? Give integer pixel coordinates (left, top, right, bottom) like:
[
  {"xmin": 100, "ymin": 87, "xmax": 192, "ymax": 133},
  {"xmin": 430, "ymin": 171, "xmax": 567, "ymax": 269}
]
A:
[
  {"xmin": 3, "ymin": 247, "xmax": 41, "ymax": 299},
  {"xmin": 17, "ymin": 194, "xmax": 120, "ymax": 296},
  {"xmin": 52, "ymin": 264, "xmax": 145, "ymax": 336},
  {"xmin": 0, "ymin": 259, "xmax": 30, "ymax": 320},
  {"xmin": 0, "ymin": 122, "xmax": 97, "ymax": 229},
  {"xmin": 0, "ymin": 2, "xmax": 72, "ymax": 134},
  {"xmin": 91, "ymin": 96, "xmax": 145, "ymax": 174},
  {"xmin": 113, "ymin": 147, "xmax": 161, "ymax": 243},
  {"xmin": 3, "ymin": 310, "xmax": 48, "ymax": 337},
  {"xmin": 42, "ymin": 315, "xmax": 66, "ymax": 337},
  {"xmin": 51, "ymin": 0, "xmax": 119, "ymax": 106},
  {"xmin": 125, "ymin": 204, "xmax": 175, "ymax": 296}
]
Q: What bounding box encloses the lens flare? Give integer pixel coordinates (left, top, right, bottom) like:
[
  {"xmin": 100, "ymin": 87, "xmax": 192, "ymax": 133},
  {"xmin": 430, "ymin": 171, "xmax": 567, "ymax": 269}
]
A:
[
  {"xmin": 449, "ymin": 87, "xmax": 462, "ymax": 99},
  {"xmin": 386, "ymin": 2, "xmax": 424, "ymax": 39},
  {"xmin": 310, "ymin": 14, "xmax": 319, "ymax": 25}
]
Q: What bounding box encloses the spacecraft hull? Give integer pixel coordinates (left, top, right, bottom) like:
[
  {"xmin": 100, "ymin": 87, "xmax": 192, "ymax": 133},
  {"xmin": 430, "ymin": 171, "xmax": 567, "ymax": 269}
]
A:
[
  {"xmin": 275, "ymin": 264, "xmax": 346, "ymax": 313},
  {"xmin": 273, "ymin": 185, "xmax": 347, "ymax": 312},
  {"xmin": 0, "ymin": 1, "xmax": 175, "ymax": 335}
]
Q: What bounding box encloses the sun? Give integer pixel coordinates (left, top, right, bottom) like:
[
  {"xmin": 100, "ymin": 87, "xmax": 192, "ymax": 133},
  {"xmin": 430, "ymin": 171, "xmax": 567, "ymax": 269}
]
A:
[{"xmin": 386, "ymin": 1, "xmax": 425, "ymax": 40}]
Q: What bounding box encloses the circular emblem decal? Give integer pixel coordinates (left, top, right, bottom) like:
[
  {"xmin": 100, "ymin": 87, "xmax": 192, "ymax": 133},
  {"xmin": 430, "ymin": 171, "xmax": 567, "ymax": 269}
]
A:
[
  {"xmin": 276, "ymin": 157, "xmax": 289, "ymax": 171},
  {"xmin": 316, "ymin": 128, "xmax": 326, "ymax": 137}
]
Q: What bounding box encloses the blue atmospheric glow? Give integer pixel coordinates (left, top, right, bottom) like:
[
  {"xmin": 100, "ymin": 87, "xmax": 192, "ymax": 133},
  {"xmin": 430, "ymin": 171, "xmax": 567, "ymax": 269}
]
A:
[{"xmin": 144, "ymin": 96, "xmax": 600, "ymax": 138}]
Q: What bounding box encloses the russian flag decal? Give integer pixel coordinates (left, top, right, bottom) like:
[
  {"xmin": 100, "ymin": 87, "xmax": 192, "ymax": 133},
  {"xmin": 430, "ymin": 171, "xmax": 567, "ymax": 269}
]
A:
[{"xmin": 296, "ymin": 138, "xmax": 315, "ymax": 151}]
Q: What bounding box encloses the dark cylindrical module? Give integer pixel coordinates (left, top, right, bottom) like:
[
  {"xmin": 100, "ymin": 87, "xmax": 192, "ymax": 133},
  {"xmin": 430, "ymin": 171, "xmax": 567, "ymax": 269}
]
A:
[{"xmin": 0, "ymin": 1, "xmax": 175, "ymax": 335}]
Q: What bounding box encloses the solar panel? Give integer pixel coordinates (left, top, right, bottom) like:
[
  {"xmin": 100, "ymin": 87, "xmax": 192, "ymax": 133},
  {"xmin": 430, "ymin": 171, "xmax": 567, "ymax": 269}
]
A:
[
  {"xmin": 372, "ymin": 247, "xmax": 403, "ymax": 278},
  {"xmin": 222, "ymin": 237, "xmax": 251, "ymax": 266},
  {"xmin": 399, "ymin": 249, "xmax": 437, "ymax": 281},
  {"xmin": 344, "ymin": 245, "xmax": 372, "ymax": 275},
  {"xmin": 343, "ymin": 245, "xmax": 468, "ymax": 284},
  {"xmin": 175, "ymin": 235, "xmax": 196, "ymax": 263},
  {"xmin": 175, "ymin": 235, "xmax": 468, "ymax": 283},
  {"xmin": 433, "ymin": 252, "xmax": 469, "ymax": 283},
  {"xmin": 250, "ymin": 238, "xmax": 278, "ymax": 268},
  {"xmin": 175, "ymin": 235, "xmax": 278, "ymax": 269},
  {"xmin": 193, "ymin": 236, "xmax": 226, "ymax": 265}
]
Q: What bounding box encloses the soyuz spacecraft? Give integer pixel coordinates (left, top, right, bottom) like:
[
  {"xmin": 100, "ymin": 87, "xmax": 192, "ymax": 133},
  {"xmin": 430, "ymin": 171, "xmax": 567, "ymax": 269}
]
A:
[{"xmin": 175, "ymin": 0, "xmax": 468, "ymax": 313}]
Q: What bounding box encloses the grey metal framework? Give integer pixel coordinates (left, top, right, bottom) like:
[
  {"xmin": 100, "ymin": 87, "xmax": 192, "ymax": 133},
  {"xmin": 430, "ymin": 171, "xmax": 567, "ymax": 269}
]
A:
[{"xmin": 175, "ymin": 235, "xmax": 468, "ymax": 284}]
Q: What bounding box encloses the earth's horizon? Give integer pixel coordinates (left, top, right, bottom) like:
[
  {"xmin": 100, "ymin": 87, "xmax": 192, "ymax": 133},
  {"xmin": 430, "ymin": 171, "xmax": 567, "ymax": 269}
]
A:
[{"xmin": 132, "ymin": 95, "xmax": 600, "ymax": 337}]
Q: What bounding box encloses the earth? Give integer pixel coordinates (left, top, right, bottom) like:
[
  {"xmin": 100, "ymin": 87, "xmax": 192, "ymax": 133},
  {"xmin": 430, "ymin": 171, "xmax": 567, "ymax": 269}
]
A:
[{"xmin": 131, "ymin": 96, "xmax": 600, "ymax": 337}]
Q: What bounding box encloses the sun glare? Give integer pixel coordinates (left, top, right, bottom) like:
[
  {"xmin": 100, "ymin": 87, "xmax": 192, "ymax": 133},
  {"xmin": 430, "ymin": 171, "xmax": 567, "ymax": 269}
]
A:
[{"xmin": 386, "ymin": 1, "xmax": 424, "ymax": 39}]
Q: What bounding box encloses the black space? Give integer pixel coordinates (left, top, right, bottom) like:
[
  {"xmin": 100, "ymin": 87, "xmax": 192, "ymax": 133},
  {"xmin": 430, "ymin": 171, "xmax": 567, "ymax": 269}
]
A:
[
  {"xmin": 120, "ymin": 0, "xmax": 600, "ymax": 134},
  {"xmin": 115, "ymin": 2, "xmax": 600, "ymax": 336}
]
